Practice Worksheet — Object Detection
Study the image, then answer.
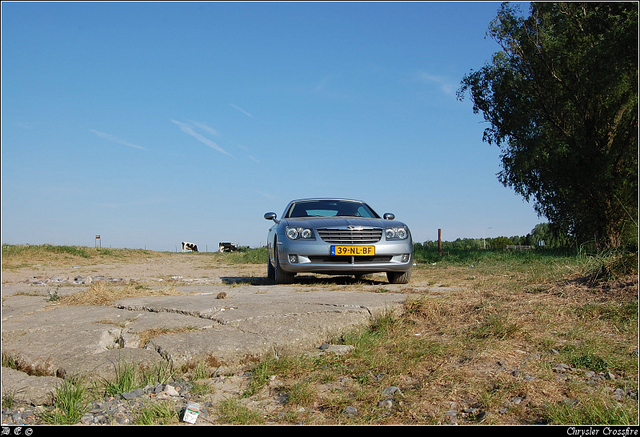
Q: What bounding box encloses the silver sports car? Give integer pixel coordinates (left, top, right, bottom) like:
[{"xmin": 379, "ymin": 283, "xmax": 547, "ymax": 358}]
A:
[{"xmin": 264, "ymin": 198, "xmax": 413, "ymax": 284}]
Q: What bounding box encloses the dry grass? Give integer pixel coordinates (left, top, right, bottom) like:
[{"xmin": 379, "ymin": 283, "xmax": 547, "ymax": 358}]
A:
[
  {"xmin": 2, "ymin": 244, "xmax": 170, "ymax": 270},
  {"xmin": 239, "ymin": 253, "xmax": 638, "ymax": 425},
  {"xmin": 59, "ymin": 282, "xmax": 183, "ymax": 307}
]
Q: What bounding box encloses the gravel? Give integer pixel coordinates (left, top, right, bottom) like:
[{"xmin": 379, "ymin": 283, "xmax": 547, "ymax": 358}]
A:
[{"xmin": 2, "ymin": 380, "xmax": 217, "ymax": 426}]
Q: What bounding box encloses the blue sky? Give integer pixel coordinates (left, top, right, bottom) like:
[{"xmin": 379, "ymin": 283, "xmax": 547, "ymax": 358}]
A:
[{"xmin": 1, "ymin": 1, "xmax": 542, "ymax": 251}]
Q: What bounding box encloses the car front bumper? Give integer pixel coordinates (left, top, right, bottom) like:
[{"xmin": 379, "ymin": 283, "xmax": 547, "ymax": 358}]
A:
[{"xmin": 276, "ymin": 237, "xmax": 413, "ymax": 275}]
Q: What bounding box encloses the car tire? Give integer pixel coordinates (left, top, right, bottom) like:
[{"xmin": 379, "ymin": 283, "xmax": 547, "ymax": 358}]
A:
[
  {"xmin": 273, "ymin": 239, "xmax": 295, "ymax": 285},
  {"xmin": 387, "ymin": 270, "xmax": 411, "ymax": 284}
]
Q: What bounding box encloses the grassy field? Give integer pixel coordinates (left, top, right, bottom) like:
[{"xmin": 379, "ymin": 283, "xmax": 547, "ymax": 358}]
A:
[
  {"xmin": 1, "ymin": 244, "xmax": 637, "ymax": 425},
  {"xmin": 241, "ymin": 247, "xmax": 638, "ymax": 425}
]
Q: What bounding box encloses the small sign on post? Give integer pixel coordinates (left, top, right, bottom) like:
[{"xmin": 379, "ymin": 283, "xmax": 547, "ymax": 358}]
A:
[{"xmin": 95, "ymin": 235, "xmax": 101, "ymax": 248}]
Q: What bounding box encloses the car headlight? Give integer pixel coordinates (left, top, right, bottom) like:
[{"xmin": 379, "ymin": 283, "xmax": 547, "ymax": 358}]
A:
[
  {"xmin": 286, "ymin": 226, "xmax": 315, "ymax": 240},
  {"xmin": 386, "ymin": 226, "xmax": 409, "ymax": 240}
]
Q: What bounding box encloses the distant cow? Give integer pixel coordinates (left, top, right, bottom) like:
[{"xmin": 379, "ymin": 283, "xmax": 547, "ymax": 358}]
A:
[
  {"xmin": 181, "ymin": 242, "xmax": 198, "ymax": 252},
  {"xmin": 219, "ymin": 242, "xmax": 238, "ymax": 253}
]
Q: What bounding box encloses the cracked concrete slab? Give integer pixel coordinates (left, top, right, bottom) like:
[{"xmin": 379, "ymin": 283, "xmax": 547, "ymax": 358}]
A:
[
  {"xmin": 113, "ymin": 285, "xmax": 405, "ymax": 365},
  {"xmin": 1, "ymin": 367, "xmax": 62, "ymax": 406},
  {"xmin": 2, "ymin": 281, "xmax": 406, "ymax": 405}
]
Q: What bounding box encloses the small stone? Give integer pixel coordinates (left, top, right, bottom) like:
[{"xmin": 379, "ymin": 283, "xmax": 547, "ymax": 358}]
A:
[
  {"xmin": 217, "ymin": 292, "xmax": 227, "ymax": 299},
  {"xmin": 613, "ymin": 388, "xmax": 626, "ymax": 400},
  {"xmin": 382, "ymin": 386, "xmax": 402, "ymax": 397},
  {"xmin": 511, "ymin": 396, "xmax": 523, "ymax": 405},
  {"xmin": 444, "ymin": 410, "xmax": 458, "ymax": 424},
  {"xmin": 553, "ymin": 363, "xmax": 571, "ymax": 372},
  {"xmin": 121, "ymin": 388, "xmax": 145, "ymax": 400},
  {"xmin": 156, "ymin": 391, "xmax": 172, "ymax": 400},
  {"xmin": 323, "ymin": 345, "xmax": 354, "ymax": 356},
  {"xmin": 115, "ymin": 412, "xmax": 130, "ymax": 424},
  {"xmin": 95, "ymin": 414, "xmax": 110, "ymax": 424},
  {"xmin": 377, "ymin": 399, "xmax": 393, "ymax": 409},
  {"xmin": 164, "ymin": 385, "xmax": 180, "ymax": 397},
  {"xmin": 344, "ymin": 406, "xmax": 358, "ymax": 416}
]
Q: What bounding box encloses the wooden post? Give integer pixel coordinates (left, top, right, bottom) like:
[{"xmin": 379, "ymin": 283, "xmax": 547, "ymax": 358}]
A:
[{"xmin": 438, "ymin": 229, "xmax": 442, "ymax": 256}]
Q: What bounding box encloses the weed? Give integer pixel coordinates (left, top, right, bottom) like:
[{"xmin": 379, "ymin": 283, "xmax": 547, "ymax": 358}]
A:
[
  {"xmin": 2, "ymin": 388, "xmax": 20, "ymax": 409},
  {"xmin": 39, "ymin": 376, "xmax": 88, "ymax": 425},
  {"xmin": 135, "ymin": 402, "xmax": 179, "ymax": 425},
  {"xmin": 244, "ymin": 353, "xmax": 308, "ymax": 397},
  {"xmin": 215, "ymin": 398, "xmax": 265, "ymax": 424},
  {"xmin": 98, "ymin": 359, "xmax": 174, "ymax": 397},
  {"xmin": 189, "ymin": 380, "xmax": 213, "ymax": 396},
  {"xmin": 471, "ymin": 313, "xmax": 522, "ymax": 340},
  {"xmin": 578, "ymin": 250, "xmax": 639, "ymax": 284},
  {"xmin": 47, "ymin": 286, "xmax": 61, "ymax": 302},
  {"xmin": 543, "ymin": 397, "xmax": 637, "ymax": 425},
  {"xmin": 100, "ymin": 360, "xmax": 141, "ymax": 397},
  {"xmin": 283, "ymin": 381, "xmax": 317, "ymax": 407}
]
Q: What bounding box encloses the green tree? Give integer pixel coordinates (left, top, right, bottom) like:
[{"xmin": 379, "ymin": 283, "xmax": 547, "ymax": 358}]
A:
[
  {"xmin": 530, "ymin": 222, "xmax": 574, "ymax": 249},
  {"xmin": 458, "ymin": 2, "xmax": 638, "ymax": 249},
  {"xmin": 489, "ymin": 236, "xmax": 513, "ymax": 250}
]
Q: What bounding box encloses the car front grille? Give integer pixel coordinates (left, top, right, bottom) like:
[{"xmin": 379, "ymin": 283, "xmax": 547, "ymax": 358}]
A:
[{"xmin": 317, "ymin": 228, "xmax": 382, "ymax": 244}]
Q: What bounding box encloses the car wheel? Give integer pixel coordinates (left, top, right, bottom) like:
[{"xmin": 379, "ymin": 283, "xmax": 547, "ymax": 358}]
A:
[
  {"xmin": 387, "ymin": 270, "xmax": 411, "ymax": 284},
  {"xmin": 273, "ymin": 239, "xmax": 295, "ymax": 285}
]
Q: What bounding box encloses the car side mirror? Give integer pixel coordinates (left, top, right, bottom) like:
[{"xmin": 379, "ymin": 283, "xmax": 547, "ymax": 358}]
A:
[
  {"xmin": 264, "ymin": 212, "xmax": 279, "ymax": 223},
  {"xmin": 383, "ymin": 213, "xmax": 395, "ymax": 220}
]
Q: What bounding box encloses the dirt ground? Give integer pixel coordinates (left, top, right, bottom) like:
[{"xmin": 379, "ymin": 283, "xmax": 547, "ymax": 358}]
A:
[
  {"xmin": 1, "ymin": 252, "xmax": 422, "ymax": 292},
  {"xmin": 1, "ymin": 255, "xmax": 267, "ymax": 288}
]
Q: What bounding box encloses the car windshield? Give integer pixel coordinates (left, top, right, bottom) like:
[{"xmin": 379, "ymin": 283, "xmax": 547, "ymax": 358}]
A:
[{"xmin": 285, "ymin": 200, "xmax": 379, "ymax": 219}]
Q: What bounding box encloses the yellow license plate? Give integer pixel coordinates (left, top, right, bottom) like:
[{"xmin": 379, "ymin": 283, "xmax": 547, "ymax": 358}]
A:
[{"xmin": 331, "ymin": 245, "xmax": 375, "ymax": 256}]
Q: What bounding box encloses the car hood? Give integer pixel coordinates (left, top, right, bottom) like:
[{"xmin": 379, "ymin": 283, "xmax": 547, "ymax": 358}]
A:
[{"xmin": 282, "ymin": 217, "xmax": 408, "ymax": 229}]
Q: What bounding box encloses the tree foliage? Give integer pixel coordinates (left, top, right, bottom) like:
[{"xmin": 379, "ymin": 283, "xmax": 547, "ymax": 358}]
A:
[{"xmin": 458, "ymin": 2, "xmax": 638, "ymax": 249}]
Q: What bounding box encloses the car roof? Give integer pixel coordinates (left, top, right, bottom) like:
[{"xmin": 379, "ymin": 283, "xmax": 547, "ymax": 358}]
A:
[{"xmin": 289, "ymin": 198, "xmax": 365, "ymax": 203}]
